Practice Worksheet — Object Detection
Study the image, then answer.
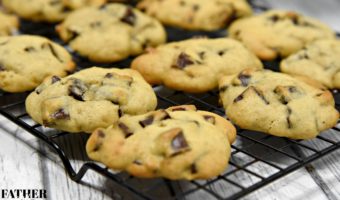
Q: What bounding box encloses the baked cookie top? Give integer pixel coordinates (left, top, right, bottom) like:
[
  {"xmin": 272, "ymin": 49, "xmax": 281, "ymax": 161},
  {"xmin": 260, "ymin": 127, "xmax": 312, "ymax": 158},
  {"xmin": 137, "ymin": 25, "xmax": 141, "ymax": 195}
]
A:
[
  {"xmin": 86, "ymin": 105, "xmax": 236, "ymax": 180},
  {"xmin": 0, "ymin": 10, "xmax": 19, "ymax": 36},
  {"xmin": 281, "ymin": 39, "xmax": 340, "ymax": 89},
  {"xmin": 56, "ymin": 3, "xmax": 166, "ymax": 63},
  {"xmin": 229, "ymin": 10, "xmax": 336, "ymax": 60},
  {"xmin": 25, "ymin": 67, "xmax": 157, "ymax": 133},
  {"xmin": 2, "ymin": 0, "xmax": 106, "ymax": 22},
  {"xmin": 219, "ymin": 69, "xmax": 339, "ymax": 139},
  {"xmin": 131, "ymin": 38, "xmax": 263, "ymax": 93},
  {"xmin": 0, "ymin": 35, "xmax": 75, "ymax": 93},
  {"xmin": 137, "ymin": 0, "xmax": 252, "ymax": 31}
]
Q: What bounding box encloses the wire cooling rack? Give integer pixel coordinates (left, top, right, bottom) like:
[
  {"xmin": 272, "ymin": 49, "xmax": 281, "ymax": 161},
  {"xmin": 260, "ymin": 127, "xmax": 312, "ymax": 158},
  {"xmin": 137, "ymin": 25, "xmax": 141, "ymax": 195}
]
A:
[{"xmin": 1, "ymin": 1, "xmax": 340, "ymax": 199}]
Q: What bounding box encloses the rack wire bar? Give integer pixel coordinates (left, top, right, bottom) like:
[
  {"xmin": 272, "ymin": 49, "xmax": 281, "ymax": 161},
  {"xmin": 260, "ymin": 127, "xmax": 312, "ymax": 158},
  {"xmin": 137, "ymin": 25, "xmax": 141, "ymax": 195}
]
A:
[{"xmin": 0, "ymin": 1, "xmax": 340, "ymax": 199}]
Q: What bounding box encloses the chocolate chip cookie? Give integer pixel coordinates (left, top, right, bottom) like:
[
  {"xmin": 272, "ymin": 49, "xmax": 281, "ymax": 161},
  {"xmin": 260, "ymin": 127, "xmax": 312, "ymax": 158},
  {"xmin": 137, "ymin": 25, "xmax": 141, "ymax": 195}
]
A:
[
  {"xmin": 137, "ymin": 0, "xmax": 252, "ymax": 31},
  {"xmin": 229, "ymin": 10, "xmax": 336, "ymax": 60},
  {"xmin": 25, "ymin": 67, "xmax": 157, "ymax": 133},
  {"xmin": 131, "ymin": 38, "xmax": 263, "ymax": 93},
  {"xmin": 86, "ymin": 105, "xmax": 236, "ymax": 180},
  {"xmin": 2, "ymin": 0, "xmax": 106, "ymax": 22},
  {"xmin": 0, "ymin": 10, "xmax": 19, "ymax": 36},
  {"xmin": 0, "ymin": 35, "xmax": 75, "ymax": 93},
  {"xmin": 56, "ymin": 3, "xmax": 166, "ymax": 63},
  {"xmin": 281, "ymin": 39, "xmax": 340, "ymax": 89},
  {"xmin": 219, "ymin": 69, "xmax": 339, "ymax": 139}
]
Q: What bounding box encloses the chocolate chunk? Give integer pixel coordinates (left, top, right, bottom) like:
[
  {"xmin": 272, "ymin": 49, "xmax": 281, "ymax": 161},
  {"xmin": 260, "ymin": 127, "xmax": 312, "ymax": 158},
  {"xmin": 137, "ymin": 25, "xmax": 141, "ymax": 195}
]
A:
[
  {"xmin": 238, "ymin": 73, "xmax": 251, "ymax": 87},
  {"xmin": 90, "ymin": 21, "xmax": 101, "ymax": 28},
  {"xmin": 42, "ymin": 43, "xmax": 63, "ymax": 62},
  {"xmin": 133, "ymin": 160, "xmax": 142, "ymax": 165},
  {"xmin": 203, "ymin": 115, "xmax": 216, "ymax": 124},
  {"xmin": 121, "ymin": 7, "xmax": 136, "ymax": 26},
  {"xmin": 51, "ymin": 76, "xmax": 61, "ymax": 84},
  {"xmin": 171, "ymin": 131, "xmax": 190, "ymax": 156},
  {"xmin": 24, "ymin": 46, "xmax": 35, "ymax": 52},
  {"xmin": 190, "ymin": 164, "xmax": 198, "ymax": 174},
  {"xmin": 67, "ymin": 29, "xmax": 80, "ymax": 42},
  {"xmin": 219, "ymin": 85, "xmax": 228, "ymax": 92},
  {"xmin": 287, "ymin": 107, "xmax": 292, "ymax": 128},
  {"xmin": 174, "ymin": 52, "xmax": 194, "ymax": 69},
  {"xmin": 139, "ymin": 115, "xmax": 154, "ymax": 128},
  {"xmin": 0, "ymin": 65, "xmax": 5, "ymax": 71},
  {"xmin": 118, "ymin": 123, "xmax": 133, "ymax": 138},
  {"xmin": 252, "ymin": 87, "xmax": 270, "ymax": 105},
  {"xmin": 51, "ymin": 108, "xmax": 70, "ymax": 120},
  {"xmin": 68, "ymin": 79, "xmax": 87, "ymax": 101}
]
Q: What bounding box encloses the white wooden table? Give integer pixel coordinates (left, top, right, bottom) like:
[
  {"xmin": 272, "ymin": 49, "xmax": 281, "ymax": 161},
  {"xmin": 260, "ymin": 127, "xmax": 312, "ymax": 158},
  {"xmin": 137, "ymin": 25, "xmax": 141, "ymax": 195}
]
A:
[{"xmin": 1, "ymin": 0, "xmax": 340, "ymax": 199}]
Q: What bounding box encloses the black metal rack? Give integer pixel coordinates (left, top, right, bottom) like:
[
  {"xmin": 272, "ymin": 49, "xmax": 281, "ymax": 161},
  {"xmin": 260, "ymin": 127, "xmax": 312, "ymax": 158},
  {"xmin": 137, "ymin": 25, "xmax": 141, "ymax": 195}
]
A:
[{"xmin": 0, "ymin": 1, "xmax": 340, "ymax": 199}]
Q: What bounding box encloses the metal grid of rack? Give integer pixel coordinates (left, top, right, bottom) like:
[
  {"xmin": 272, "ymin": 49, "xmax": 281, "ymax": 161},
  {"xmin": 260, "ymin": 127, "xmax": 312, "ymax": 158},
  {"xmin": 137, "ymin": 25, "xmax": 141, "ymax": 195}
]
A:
[{"xmin": 0, "ymin": 1, "xmax": 340, "ymax": 199}]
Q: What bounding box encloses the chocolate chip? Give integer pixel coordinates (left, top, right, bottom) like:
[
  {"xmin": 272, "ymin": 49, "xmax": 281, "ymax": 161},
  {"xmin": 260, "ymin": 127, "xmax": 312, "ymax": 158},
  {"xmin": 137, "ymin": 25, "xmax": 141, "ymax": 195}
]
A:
[
  {"xmin": 160, "ymin": 111, "xmax": 171, "ymax": 120},
  {"xmin": 174, "ymin": 52, "xmax": 194, "ymax": 69},
  {"xmin": 203, "ymin": 115, "xmax": 215, "ymax": 124},
  {"xmin": 190, "ymin": 164, "xmax": 198, "ymax": 174},
  {"xmin": 67, "ymin": 29, "xmax": 80, "ymax": 42},
  {"xmin": 51, "ymin": 76, "xmax": 61, "ymax": 84},
  {"xmin": 42, "ymin": 43, "xmax": 63, "ymax": 62},
  {"xmin": 121, "ymin": 7, "xmax": 136, "ymax": 26},
  {"xmin": 171, "ymin": 107, "xmax": 186, "ymax": 111},
  {"xmin": 219, "ymin": 85, "xmax": 228, "ymax": 92},
  {"xmin": 288, "ymin": 86, "xmax": 297, "ymax": 93},
  {"xmin": 252, "ymin": 87, "xmax": 270, "ymax": 105},
  {"xmin": 171, "ymin": 131, "xmax": 190, "ymax": 156},
  {"xmin": 118, "ymin": 109, "xmax": 123, "ymax": 117},
  {"xmin": 97, "ymin": 130, "xmax": 105, "ymax": 138},
  {"xmin": 192, "ymin": 4, "xmax": 200, "ymax": 11},
  {"xmin": 62, "ymin": 6, "xmax": 72, "ymax": 13},
  {"xmin": 118, "ymin": 123, "xmax": 133, "ymax": 138},
  {"xmin": 93, "ymin": 130, "xmax": 105, "ymax": 151},
  {"xmin": 139, "ymin": 115, "xmax": 154, "ymax": 128},
  {"xmin": 179, "ymin": 1, "xmax": 186, "ymax": 6},
  {"xmin": 0, "ymin": 41, "xmax": 8, "ymax": 46},
  {"xmin": 218, "ymin": 50, "xmax": 225, "ymax": 56},
  {"xmin": 90, "ymin": 21, "xmax": 101, "ymax": 28},
  {"xmin": 51, "ymin": 108, "xmax": 70, "ymax": 120},
  {"xmin": 133, "ymin": 160, "xmax": 142, "ymax": 165},
  {"xmin": 198, "ymin": 51, "xmax": 205, "ymax": 60},
  {"xmin": 104, "ymin": 73, "xmax": 113, "ymax": 78},
  {"xmin": 0, "ymin": 65, "xmax": 5, "ymax": 71},
  {"xmin": 49, "ymin": 0, "xmax": 60, "ymax": 6},
  {"xmin": 269, "ymin": 15, "xmax": 280, "ymax": 22},
  {"xmin": 24, "ymin": 46, "xmax": 35, "ymax": 52},
  {"xmin": 238, "ymin": 73, "xmax": 251, "ymax": 87},
  {"xmin": 233, "ymin": 94, "xmax": 244, "ymax": 103},
  {"xmin": 287, "ymin": 107, "xmax": 292, "ymax": 128},
  {"xmin": 68, "ymin": 79, "xmax": 87, "ymax": 101}
]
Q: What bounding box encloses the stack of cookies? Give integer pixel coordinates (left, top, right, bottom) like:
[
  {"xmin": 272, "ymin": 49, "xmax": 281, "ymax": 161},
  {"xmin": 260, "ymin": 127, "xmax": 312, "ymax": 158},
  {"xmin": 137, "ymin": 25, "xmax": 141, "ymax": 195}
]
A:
[{"xmin": 0, "ymin": 0, "xmax": 339, "ymax": 180}]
